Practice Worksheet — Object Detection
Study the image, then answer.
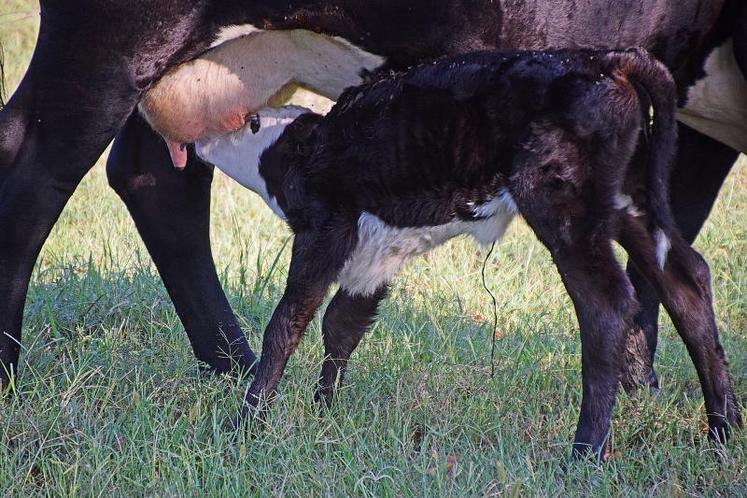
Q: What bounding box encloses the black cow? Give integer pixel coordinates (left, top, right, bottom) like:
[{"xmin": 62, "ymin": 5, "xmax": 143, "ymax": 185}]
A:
[
  {"xmin": 0, "ymin": 0, "xmax": 744, "ymax": 448},
  {"xmin": 194, "ymin": 48, "xmax": 740, "ymax": 459}
]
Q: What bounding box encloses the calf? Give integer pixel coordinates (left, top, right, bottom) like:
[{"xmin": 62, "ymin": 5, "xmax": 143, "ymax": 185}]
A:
[{"xmin": 195, "ymin": 48, "xmax": 741, "ymax": 459}]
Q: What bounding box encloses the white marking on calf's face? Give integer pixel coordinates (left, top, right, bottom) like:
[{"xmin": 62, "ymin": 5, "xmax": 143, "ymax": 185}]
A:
[
  {"xmin": 677, "ymin": 39, "xmax": 747, "ymax": 153},
  {"xmin": 195, "ymin": 106, "xmax": 310, "ymax": 219},
  {"xmin": 194, "ymin": 101, "xmax": 519, "ymax": 299}
]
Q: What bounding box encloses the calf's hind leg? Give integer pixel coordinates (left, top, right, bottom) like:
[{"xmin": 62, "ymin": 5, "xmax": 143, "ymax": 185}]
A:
[
  {"xmin": 522, "ymin": 228, "xmax": 634, "ymax": 458},
  {"xmin": 623, "ymin": 124, "xmax": 739, "ymax": 393},
  {"xmin": 315, "ymin": 287, "xmax": 389, "ymax": 406},
  {"xmin": 510, "ymin": 137, "xmax": 637, "ymax": 459},
  {"xmin": 619, "ymin": 215, "xmax": 741, "ymax": 441}
]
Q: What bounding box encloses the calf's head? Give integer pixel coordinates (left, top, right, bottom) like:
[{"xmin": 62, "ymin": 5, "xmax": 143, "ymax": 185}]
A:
[{"xmin": 195, "ymin": 105, "xmax": 313, "ymax": 218}]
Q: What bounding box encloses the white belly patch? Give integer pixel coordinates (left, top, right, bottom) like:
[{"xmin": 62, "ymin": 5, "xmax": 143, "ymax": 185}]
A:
[
  {"xmin": 337, "ymin": 192, "xmax": 517, "ymax": 297},
  {"xmin": 677, "ymin": 39, "xmax": 747, "ymax": 153}
]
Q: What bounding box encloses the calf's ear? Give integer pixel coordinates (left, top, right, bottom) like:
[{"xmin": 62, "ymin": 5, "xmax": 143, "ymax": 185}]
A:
[
  {"xmin": 287, "ymin": 113, "xmax": 323, "ymax": 156},
  {"xmin": 288, "ymin": 113, "xmax": 322, "ymax": 141}
]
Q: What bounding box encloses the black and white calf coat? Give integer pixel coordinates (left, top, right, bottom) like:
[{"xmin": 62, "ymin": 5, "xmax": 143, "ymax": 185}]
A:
[{"xmin": 197, "ymin": 48, "xmax": 741, "ymax": 458}]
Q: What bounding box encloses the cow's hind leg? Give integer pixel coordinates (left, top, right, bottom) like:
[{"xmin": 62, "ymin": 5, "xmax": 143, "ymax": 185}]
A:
[
  {"xmin": 108, "ymin": 112, "xmax": 257, "ymax": 374},
  {"xmin": 315, "ymin": 286, "xmax": 388, "ymax": 406},
  {"xmin": 619, "ymin": 215, "xmax": 741, "ymax": 442}
]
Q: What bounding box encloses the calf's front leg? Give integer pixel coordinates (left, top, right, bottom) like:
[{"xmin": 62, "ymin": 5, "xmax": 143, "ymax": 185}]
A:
[{"xmin": 240, "ymin": 226, "xmax": 356, "ymax": 420}]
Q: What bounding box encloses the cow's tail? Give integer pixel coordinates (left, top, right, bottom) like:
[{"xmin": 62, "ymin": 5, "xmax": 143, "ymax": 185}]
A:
[{"xmin": 603, "ymin": 48, "xmax": 677, "ymax": 269}]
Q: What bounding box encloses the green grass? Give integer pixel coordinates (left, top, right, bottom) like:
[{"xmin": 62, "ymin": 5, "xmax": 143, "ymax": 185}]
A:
[{"xmin": 1, "ymin": 2, "xmax": 746, "ymax": 495}]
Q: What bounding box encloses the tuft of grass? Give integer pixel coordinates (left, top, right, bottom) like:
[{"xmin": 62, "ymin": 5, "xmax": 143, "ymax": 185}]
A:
[{"xmin": 1, "ymin": 1, "xmax": 746, "ymax": 495}]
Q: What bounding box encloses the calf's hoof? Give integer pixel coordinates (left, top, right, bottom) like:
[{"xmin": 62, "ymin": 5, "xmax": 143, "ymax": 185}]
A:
[
  {"xmin": 313, "ymin": 386, "xmax": 335, "ymax": 409},
  {"xmin": 707, "ymin": 411, "xmax": 742, "ymax": 446},
  {"xmin": 570, "ymin": 438, "xmax": 611, "ymax": 465}
]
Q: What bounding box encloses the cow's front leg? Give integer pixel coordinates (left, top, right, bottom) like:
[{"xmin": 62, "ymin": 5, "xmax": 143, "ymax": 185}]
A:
[
  {"xmin": 315, "ymin": 286, "xmax": 389, "ymax": 406},
  {"xmin": 240, "ymin": 224, "xmax": 356, "ymax": 420},
  {"xmin": 108, "ymin": 113, "xmax": 257, "ymax": 374},
  {"xmin": 0, "ymin": 27, "xmax": 145, "ymax": 390}
]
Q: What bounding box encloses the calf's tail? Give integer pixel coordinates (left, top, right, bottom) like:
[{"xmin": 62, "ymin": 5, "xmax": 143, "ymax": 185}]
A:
[{"xmin": 603, "ymin": 48, "xmax": 678, "ymax": 269}]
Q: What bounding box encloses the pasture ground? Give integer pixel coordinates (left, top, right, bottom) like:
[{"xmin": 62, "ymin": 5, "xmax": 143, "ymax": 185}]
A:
[{"xmin": 1, "ymin": 1, "xmax": 746, "ymax": 495}]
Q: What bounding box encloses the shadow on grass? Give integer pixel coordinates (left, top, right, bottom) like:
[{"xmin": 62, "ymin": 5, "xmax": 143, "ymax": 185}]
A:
[{"xmin": 8, "ymin": 254, "xmax": 746, "ymax": 495}]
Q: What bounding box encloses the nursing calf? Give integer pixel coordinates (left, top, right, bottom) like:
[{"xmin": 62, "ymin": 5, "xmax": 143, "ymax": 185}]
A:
[{"xmin": 196, "ymin": 49, "xmax": 741, "ymax": 459}]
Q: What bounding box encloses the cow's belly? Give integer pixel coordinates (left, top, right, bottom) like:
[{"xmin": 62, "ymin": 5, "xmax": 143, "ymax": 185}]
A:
[
  {"xmin": 337, "ymin": 193, "xmax": 518, "ymax": 297},
  {"xmin": 677, "ymin": 39, "xmax": 747, "ymax": 153}
]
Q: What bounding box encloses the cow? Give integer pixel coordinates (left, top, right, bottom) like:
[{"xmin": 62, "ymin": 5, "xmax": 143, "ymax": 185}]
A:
[
  {"xmin": 0, "ymin": 0, "xmax": 744, "ymax": 457},
  {"xmin": 192, "ymin": 48, "xmax": 740, "ymax": 459}
]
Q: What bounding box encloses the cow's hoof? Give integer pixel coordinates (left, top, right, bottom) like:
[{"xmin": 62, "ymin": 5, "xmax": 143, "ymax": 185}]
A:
[
  {"xmin": 621, "ymin": 326, "xmax": 659, "ymax": 396},
  {"xmin": 647, "ymin": 369, "xmax": 660, "ymax": 397},
  {"xmin": 231, "ymin": 393, "xmax": 272, "ymax": 432}
]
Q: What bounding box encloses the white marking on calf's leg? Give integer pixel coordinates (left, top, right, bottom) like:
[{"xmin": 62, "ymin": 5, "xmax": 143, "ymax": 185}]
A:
[
  {"xmin": 614, "ymin": 193, "xmax": 643, "ymax": 217},
  {"xmin": 473, "ymin": 188, "xmax": 518, "ymax": 218},
  {"xmin": 654, "ymin": 228, "xmax": 671, "ymax": 271}
]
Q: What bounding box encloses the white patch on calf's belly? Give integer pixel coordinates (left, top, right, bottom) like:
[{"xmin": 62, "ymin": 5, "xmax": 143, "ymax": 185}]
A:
[
  {"xmin": 677, "ymin": 39, "xmax": 747, "ymax": 153},
  {"xmin": 338, "ymin": 192, "xmax": 517, "ymax": 297}
]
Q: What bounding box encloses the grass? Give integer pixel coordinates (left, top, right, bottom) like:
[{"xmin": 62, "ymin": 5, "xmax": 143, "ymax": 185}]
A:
[{"xmin": 1, "ymin": 1, "xmax": 746, "ymax": 495}]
